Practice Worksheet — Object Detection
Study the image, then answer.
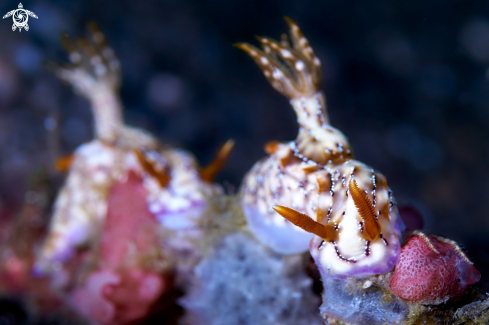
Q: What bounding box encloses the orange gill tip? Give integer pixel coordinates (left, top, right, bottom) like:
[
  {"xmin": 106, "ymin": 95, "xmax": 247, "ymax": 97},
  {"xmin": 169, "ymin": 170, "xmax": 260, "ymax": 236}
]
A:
[
  {"xmin": 272, "ymin": 205, "xmax": 337, "ymax": 242},
  {"xmin": 283, "ymin": 16, "xmax": 298, "ymax": 28},
  {"xmin": 284, "ymin": 16, "xmax": 320, "ymax": 68},
  {"xmin": 264, "ymin": 141, "xmax": 281, "ymax": 155},
  {"xmin": 88, "ymin": 25, "xmax": 108, "ymax": 53},
  {"xmin": 60, "ymin": 33, "xmax": 75, "ymax": 52},
  {"xmin": 54, "ymin": 154, "xmax": 74, "ymax": 172},
  {"xmin": 77, "ymin": 37, "xmax": 97, "ymax": 57},
  {"xmin": 235, "ymin": 42, "xmax": 271, "ymax": 59},
  {"xmin": 256, "ymin": 35, "xmax": 289, "ymax": 53},
  {"xmin": 283, "ymin": 16, "xmax": 306, "ymax": 43},
  {"xmin": 87, "ymin": 21, "xmax": 100, "ymax": 32},
  {"xmin": 255, "ymin": 36, "xmax": 299, "ymax": 65},
  {"xmin": 87, "ymin": 22, "xmax": 113, "ymax": 58},
  {"xmin": 234, "ymin": 42, "xmax": 273, "ymax": 71},
  {"xmin": 134, "ymin": 148, "xmax": 171, "ymax": 188},
  {"xmin": 87, "ymin": 22, "xmax": 104, "ymax": 42},
  {"xmin": 283, "ymin": 16, "xmax": 307, "ymax": 47},
  {"xmin": 233, "ymin": 42, "xmax": 255, "ymax": 54},
  {"xmin": 254, "ymin": 36, "xmax": 274, "ymax": 56},
  {"xmin": 199, "ymin": 139, "xmax": 235, "ymax": 182},
  {"xmin": 349, "ymin": 179, "xmax": 381, "ymax": 242},
  {"xmin": 60, "ymin": 33, "xmax": 82, "ymax": 64},
  {"xmin": 255, "ymin": 35, "xmax": 281, "ymax": 50},
  {"xmin": 283, "ymin": 16, "xmax": 305, "ymax": 48},
  {"xmin": 83, "ymin": 23, "xmax": 118, "ymax": 68}
]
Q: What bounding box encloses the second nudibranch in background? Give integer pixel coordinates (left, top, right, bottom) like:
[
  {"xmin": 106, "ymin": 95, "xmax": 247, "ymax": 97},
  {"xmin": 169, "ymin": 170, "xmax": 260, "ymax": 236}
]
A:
[
  {"xmin": 34, "ymin": 24, "xmax": 226, "ymax": 277},
  {"xmin": 237, "ymin": 18, "xmax": 403, "ymax": 278}
]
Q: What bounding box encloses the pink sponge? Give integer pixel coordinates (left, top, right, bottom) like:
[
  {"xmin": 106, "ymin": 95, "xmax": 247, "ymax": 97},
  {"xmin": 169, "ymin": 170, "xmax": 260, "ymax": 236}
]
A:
[
  {"xmin": 69, "ymin": 171, "xmax": 166, "ymax": 324},
  {"xmin": 390, "ymin": 232, "xmax": 481, "ymax": 304},
  {"xmin": 69, "ymin": 269, "xmax": 164, "ymax": 325},
  {"xmin": 99, "ymin": 171, "xmax": 161, "ymax": 269}
]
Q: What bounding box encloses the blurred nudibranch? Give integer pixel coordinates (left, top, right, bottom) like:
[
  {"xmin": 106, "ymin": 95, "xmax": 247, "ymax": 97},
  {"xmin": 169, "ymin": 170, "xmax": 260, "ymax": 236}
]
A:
[
  {"xmin": 237, "ymin": 18, "xmax": 402, "ymax": 278},
  {"xmin": 35, "ymin": 24, "xmax": 229, "ymax": 275}
]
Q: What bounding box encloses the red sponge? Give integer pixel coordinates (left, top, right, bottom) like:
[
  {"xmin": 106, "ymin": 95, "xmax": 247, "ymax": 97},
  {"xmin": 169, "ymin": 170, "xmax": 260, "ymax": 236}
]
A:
[{"xmin": 390, "ymin": 233, "xmax": 481, "ymax": 304}]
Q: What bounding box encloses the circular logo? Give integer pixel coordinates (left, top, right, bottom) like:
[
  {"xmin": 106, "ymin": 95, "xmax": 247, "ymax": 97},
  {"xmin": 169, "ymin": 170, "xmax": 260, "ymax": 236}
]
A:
[
  {"xmin": 13, "ymin": 9, "xmax": 28, "ymax": 28},
  {"xmin": 3, "ymin": 3, "xmax": 38, "ymax": 32}
]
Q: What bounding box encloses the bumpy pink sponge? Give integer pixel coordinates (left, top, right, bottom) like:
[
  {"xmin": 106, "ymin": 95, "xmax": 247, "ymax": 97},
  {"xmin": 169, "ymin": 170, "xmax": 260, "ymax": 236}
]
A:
[
  {"xmin": 390, "ymin": 233, "xmax": 481, "ymax": 304},
  {"xmin": 69, "ymin": 171, "xmax": 166, "ymax": 325}
]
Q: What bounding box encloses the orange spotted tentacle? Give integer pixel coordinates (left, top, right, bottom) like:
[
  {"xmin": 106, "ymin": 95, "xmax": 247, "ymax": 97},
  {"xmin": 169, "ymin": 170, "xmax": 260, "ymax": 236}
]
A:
[
  {"xmin": 273, "ymin": 205, "xmax": 337, "ymax": 242},
  {"xmin": 349, "ymin": 179, "xmax": 381, "ymax": 241},
  {"xmin": 199, "ymin": 139, "xmax": 235, "ymax": 182}
]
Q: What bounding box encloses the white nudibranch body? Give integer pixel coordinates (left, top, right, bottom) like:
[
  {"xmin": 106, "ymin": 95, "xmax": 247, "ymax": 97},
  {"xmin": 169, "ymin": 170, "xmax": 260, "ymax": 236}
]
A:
[
  {"xmin": 38, "ymin": 141, "xmax": 125, "ymax": 266},
  {"xmin": 143, "ymin": 148, "xmax": 215, "ymax": 229},
  {"xmin": 241, "ymin": 143, "xmax": 319, "ymax": 254},
  {"xmin": 35, "ymin": 25, "xmax": 219, "ymax": 275},
  {"xmin": 238, "ymin": 17, "xmax": 402, "ymax": 278},
  {"xmin": 36, "ymin": 139, "xmax": 215, "ymax": 274},
  {"xmin": 309, "ymin": 160, "xmax": 403, "ymax": 278}
]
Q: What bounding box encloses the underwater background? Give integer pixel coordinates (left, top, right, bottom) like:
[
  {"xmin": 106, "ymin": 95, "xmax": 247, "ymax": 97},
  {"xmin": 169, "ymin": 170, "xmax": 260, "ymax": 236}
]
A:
[{"xmin": 0, "ymin": 0, "xmax": 489, "ymax": 322}]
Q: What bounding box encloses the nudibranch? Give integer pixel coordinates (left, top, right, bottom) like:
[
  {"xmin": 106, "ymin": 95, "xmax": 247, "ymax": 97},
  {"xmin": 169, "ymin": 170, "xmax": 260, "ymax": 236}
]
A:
[
  {"xmin": 35, "ymin": 24, "xmax": 226, "ymax": 274},
  {"xmin": 237, "ymin": 18, "xmax": 402, "ymax": 278}
]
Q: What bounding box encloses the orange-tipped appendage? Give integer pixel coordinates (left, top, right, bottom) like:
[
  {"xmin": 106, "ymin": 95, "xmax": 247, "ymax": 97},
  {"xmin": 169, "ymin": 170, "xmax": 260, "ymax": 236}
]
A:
[
  {"xmin": 273, "ymin": 205, "xmax": 337, "ymax": 242},
  {"xmin": 349, "ymin": 179, "xmax": 381, "ymax": 241},
  {"xmin": 199, "ymin": 139, "xmax": 235, "ymax": 182},
  {"xmin": 264, "ymin": 141, "xmax": 281, "ymax": 155},
  {"xmin": 134, "ymin": 149, "xmax": 170, "ymax": 188},
  {"xmin": 233, "ymin": 43, "xmax": 273, "ymax": 76},
  {"xmin": 87, "ymin": 22, "xmax": 106, "ymax": 46},
  {"xmin": 60, "ymin": 34, "xmax": 78, "ymax": 59},
  {"xmin": 233, "ymin": 43, "xmax": 261, "ymax": 59},
  {"xmin": 55, "ymin": 154, "xmax": 74, "ymax": 172}
]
